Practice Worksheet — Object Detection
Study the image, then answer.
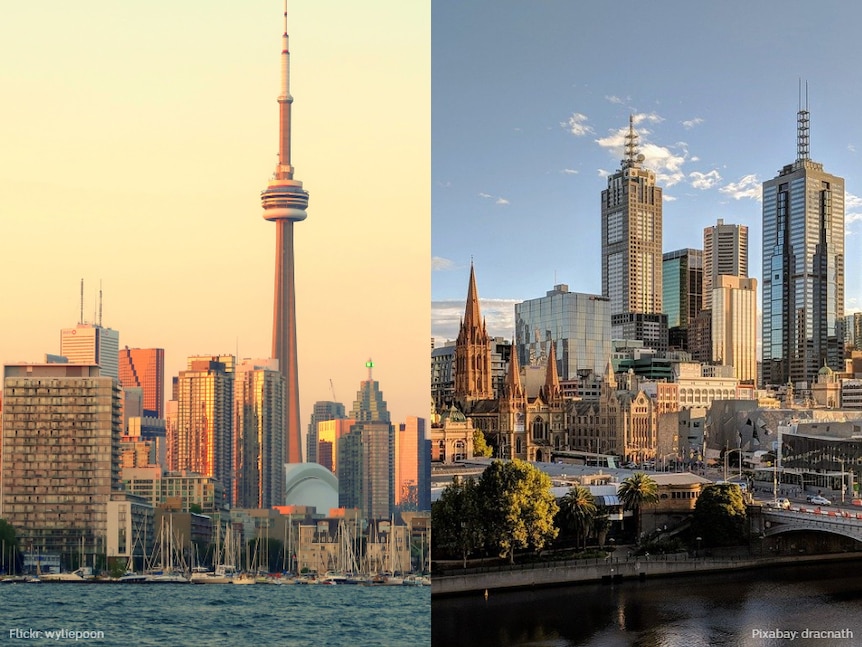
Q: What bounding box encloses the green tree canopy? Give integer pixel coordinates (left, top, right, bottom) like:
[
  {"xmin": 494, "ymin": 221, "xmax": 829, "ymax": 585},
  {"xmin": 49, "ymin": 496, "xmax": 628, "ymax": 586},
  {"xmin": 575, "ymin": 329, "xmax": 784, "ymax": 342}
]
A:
[
  {"xmin": 557, "ymin": 485, "xmax": 597, "ymax": 549},
  {"xmin": 477, "ymin": 459, "xmax": 559, "ymax": 563},
  {"xmin": 618, "ymin": 472, "xmax": 659, "ymax": 541},
  {"xmin": 472, "ymin": 429, "xmax": 493, "ymax": 458},
  {"xmin": 431, "ymin": 477, "xmax": 483, "ymax": 567},
  {"xmin": 692, "ymin": 483, "xmax": 747, "ymax": 547}
]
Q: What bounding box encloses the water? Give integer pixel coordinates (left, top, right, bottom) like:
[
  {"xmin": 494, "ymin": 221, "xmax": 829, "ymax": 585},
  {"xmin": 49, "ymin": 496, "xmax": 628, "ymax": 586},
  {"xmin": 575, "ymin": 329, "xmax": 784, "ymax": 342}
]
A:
[
  {"xmin": 0, "ymin": 584, "xmax": 429, "ymax": 646},
  {"xmin": 432, "ymin": 560, "xmax": 862, "ymax": 647}
]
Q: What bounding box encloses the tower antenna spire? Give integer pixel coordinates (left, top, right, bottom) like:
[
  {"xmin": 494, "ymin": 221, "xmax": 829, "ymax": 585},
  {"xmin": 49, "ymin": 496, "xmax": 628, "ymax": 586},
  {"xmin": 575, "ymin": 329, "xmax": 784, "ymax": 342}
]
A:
[
  {"xmin": 797, "ymin": 79, "xmax": 810, "ymax": 161},
  {"xmin": 79, "ymin": 278, "xmax": 84, "ymax": 325},
  {"xmin": 622, "ymin": 114, "xmax": 640, "ymax": 169},
  {"xmin": 99, "ymin": 280, "xmax": 103, "ymax": 327}
]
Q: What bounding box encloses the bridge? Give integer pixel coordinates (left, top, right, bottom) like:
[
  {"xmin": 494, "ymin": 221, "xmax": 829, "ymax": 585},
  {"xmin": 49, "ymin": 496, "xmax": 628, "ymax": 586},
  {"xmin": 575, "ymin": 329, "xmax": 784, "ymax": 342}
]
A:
[{"xmin": 757, "ymin": 506, "xmax": 862, "ymax": 543}]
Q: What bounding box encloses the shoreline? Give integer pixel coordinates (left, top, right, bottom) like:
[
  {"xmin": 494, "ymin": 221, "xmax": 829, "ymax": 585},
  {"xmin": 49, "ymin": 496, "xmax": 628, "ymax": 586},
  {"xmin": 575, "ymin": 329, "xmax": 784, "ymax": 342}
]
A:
[{"xmin": 430, "ymin": 550, "xmax": 862, "ymax": 598}]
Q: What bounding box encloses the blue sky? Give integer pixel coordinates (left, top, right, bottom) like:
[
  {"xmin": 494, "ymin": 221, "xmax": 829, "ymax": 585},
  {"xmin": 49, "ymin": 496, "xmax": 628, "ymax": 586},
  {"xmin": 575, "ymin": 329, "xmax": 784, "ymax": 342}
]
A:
[{"xmin": 431, "ymin": 0, "xmax": 862, "ymax": 344}]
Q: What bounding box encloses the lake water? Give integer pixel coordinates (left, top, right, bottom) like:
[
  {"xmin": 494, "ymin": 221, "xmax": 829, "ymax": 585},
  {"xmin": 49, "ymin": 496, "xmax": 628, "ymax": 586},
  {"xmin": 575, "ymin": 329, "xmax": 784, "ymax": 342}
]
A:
[
  {"xmin": 432, "ymin": 560, "xmax": 862, "ymax": 647},
  {"xmin": 0, "ymin": 583, "xmax": 430, "ymax": 646}
]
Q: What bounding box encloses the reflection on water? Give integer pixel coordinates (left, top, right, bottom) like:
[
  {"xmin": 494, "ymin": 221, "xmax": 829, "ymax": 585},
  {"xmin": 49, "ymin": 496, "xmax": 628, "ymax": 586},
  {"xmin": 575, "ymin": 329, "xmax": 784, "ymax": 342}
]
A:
[{"xmin": 432, "ymin": 560, "xmax": 862, "ymax": 647}]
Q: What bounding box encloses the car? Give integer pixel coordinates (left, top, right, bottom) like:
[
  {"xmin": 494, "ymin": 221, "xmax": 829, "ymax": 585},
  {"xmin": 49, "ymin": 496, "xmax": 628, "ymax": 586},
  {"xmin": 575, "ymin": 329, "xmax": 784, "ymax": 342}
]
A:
[
  {"xmin": 808, "ymin": 495, "xmax": 831, "ymax": 506},
  {"xmin": 774, "ymin": 497, "xmax": 791, "ymax": 509},
  {"xmin": 852, "ymin": 499, "xmax": 862, "ymax": 507}
]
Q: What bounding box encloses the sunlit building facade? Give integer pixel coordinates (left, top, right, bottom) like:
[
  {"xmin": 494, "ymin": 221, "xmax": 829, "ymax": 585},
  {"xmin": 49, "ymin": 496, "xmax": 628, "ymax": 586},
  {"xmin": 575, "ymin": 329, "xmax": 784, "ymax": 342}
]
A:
[
  {"xmin": 118, "ymin": 347, "xmax": 165, "ymax": 418},
  {"xmin": 712, "ymin": 276, "xmax": 758, "ymax": 383},
  {"xmin": 60, "ymin": 323, "xmax": 120, "ymax": 380}
]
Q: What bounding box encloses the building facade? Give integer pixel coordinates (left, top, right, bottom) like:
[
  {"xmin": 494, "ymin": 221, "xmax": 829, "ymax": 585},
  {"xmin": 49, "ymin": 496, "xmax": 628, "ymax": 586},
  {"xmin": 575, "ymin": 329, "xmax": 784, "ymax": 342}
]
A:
[
  {"xmin": 514, "ymin": 284, "xmax": 612, "ymax": 380},
  {"xmin": 394, "ymin": 416, "xmax": 426, "ymax": 512},
  {"xmin": 306, "ymin": 400, "xmax": 346, "ymax": 465},
  {"xmin": 118, "ymin": 347, "xmax": 165, "ymax": 418},
  {"xmin": 601, "ymin": 116, "xmax": 663, "ymax": 342},
  {"xmin": 712, "ymin": 276, "xmax": 758, "ymax": 383},
  {"xmin": 60, "ymin": 323, "xmax": 120, "ymax": 380},
  {"xmin": 703, "ymin": 218, "xmax": 748, "ymax": 311},
  {"xmin": 662, "ymin": 248, "xmax": 703, "ymax": 351},
  {"xmin": 762, "ymin": 104, "xmax": 845, "ymax": 386}
]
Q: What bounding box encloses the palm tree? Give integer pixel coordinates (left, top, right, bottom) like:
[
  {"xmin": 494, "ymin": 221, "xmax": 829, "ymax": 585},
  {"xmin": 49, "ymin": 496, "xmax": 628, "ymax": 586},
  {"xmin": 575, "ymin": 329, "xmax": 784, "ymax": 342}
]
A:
[
  {"xmin": 558, "ymin": 485, "xmax": 597, "ymax": 550},
  {"xmin": 617, "ymin": 472, "xmax": 659, "ymax": 543}
]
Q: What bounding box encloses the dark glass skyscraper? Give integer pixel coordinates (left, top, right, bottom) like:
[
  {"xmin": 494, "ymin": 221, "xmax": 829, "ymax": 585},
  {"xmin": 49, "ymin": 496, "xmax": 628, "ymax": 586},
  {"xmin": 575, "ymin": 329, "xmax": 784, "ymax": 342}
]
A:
[{"xmin": 762, "ymin": 102, "xmax": 844, "ymax": 386}]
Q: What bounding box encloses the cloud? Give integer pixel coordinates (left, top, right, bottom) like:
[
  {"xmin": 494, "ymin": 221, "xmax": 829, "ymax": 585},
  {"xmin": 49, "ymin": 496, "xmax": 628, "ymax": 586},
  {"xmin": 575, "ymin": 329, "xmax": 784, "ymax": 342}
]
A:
[
  {"xmin": 719, "ymin": 174, "xmax": 761, "ymax": 201},
  {"xmin": 479, "ymin": 192, "xmax": 509, "ymax": 205},
  {"xmin": 849, "ymin": 144, "xmax": 856, "ymax": 153},
  {"xmin": 431, "ymin": 257, "xmax": 457, "ymax": 271},
  {"xmin": 561, "ymin": 112, "xmax": 594, "ymax": 136},
  {"xmin": 690, "ymin": 169, "xmax": 722, "ymax": 190},
  {"xmin": 597, "ymin": 169, "xmax": 610, "ymax": 178},
  {"xmin": 845, "ymin": 192, "xmax": 862, "ymax": 218},
  {"xmin": 682, "ymin": 117, "xmax": 704, "ymax": 130},
  {"xmin": 496, "ymin": 198, "xmax": 510, "ymax": 206},
  {"xmin": 664, "ymin": 195, "xmax": 677, "ymax": 202},
  {"xmin": 431, "ymin": 298, "xmax": 520, "ymax": 342},
  {"xmin": 478, "ymin": 192, "xmax": 492, "ymax": 199},
  {"xmin": 605, "ymin": 95, "xmax": 623, "ymax": 104},
  {"xmin": 595, "ymin": 113, "xmax": 687, "ymax": 186},
  {"xmin": 561, "ymin": 168, "xmax": 579, "ymax": 175}
]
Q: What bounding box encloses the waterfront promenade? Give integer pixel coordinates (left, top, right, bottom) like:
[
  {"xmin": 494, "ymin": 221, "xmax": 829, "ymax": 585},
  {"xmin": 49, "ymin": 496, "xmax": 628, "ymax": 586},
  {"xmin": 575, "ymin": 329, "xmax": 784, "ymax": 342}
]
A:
[{"xmin": 431, "ymin": 550, "xmax": 862, "ymax": 597}]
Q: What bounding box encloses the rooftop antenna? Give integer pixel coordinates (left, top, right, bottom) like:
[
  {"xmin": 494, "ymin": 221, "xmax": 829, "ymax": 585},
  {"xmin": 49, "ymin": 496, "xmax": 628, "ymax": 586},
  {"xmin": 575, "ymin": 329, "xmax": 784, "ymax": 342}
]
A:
[
  {"xmin": 365, "ymin": 358, "xmax": 374, "ymax": 382},
  {"xmin": 98, "ymin": 280, "xmax": 103, "ymax": 327},
  {"xmin": 622, "ymin": 114, "xmax": 641, "ymax": 169},
  {"xmin": 79, "ymin": 278, "xmax": 84, "ymax": 325},
  {"xmin": 797, "ymin": 78, "xmax": 810, "ymax": 161}
]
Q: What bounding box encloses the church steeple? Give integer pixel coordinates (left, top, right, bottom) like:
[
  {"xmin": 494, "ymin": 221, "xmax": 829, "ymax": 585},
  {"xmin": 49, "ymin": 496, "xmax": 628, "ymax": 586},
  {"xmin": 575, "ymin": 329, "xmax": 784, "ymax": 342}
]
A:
[
  {"xmin": 603, "ymin": 358, "xmax": 617, "ymax": 390},
  {"xmin": 505, "ymin": 340, "xmax": 525, "ymax": 400},
  {"xmin": 542, "ymin": 341, "xmax": 561, "ymax": 401},
  {"xmin": 454, "ymin": 261, "xmax": 493, "ymax": 405}
]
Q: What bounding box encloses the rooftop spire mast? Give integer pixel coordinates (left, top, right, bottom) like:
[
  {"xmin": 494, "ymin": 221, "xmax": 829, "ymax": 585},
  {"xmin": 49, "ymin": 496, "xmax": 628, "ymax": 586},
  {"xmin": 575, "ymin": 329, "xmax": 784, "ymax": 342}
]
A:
[
  {"xmin": 277, "ymin": 0, "xmax": 294, "ymax": 181},
  {"xmin": 797, "ymin": 79, "xmax": 810, "ymax": 161}
]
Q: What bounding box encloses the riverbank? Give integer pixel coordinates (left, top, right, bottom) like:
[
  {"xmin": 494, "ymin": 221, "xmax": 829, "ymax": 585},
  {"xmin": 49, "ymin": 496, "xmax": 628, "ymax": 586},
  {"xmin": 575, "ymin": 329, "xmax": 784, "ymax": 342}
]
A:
[{"xmin": 431, "ymin": 550, "xmax": 862, "ymax": 597}]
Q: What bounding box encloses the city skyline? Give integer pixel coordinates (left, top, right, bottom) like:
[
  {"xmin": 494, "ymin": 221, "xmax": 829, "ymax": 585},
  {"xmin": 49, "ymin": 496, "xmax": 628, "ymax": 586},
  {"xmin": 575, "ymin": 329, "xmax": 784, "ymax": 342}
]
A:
[
  {"xmin": 1, "ymin": 2, "xmax": 430, "ymax": 429},
  {"xmin": 432, "ymin": 0, "xmax": 862, "ymax": 345}
]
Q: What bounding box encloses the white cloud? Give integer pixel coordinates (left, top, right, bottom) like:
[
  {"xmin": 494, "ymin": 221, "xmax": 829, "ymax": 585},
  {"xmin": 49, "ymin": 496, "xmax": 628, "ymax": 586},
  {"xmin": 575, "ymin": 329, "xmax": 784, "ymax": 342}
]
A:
[
  {"xmin": 431, "ymin": 257, "xmax": 456, "ymax": 271},
  {"xmin": 431, "ymin": 298, "xmax": 519, "ymax": 341},
  {"xmin": 605, "ymin": 95, "xmax": 623, "ymax": 104},
  {"xmin": 664, "ymin": 195, "xmax": 677, "ymax": 202},
  {"xmin": 595, "ymin": 113, "xmax": 687, "ymax": 186},
  {"xmin": 478, "ymin": 192, "xmax": 492, "ymax": 199},
  {"xmin": 682, "ymin": 117, "xmax": 704, "ymax": 130},
  {"xmin": 632, "ymin": 112, "xmax": 664, "ymax": 125},
  {"xmin": 479, "ymin": 192, "xmax": 509, "ymax": 206},
  {"xmin": 561, "ymin": 168, "xmax": 578, "ymax": 175},
  {"xmin": 561, "ymin": 112, "xmax": 594, "ymax": 136},
  {"xmin": 849, "ymin": 144, "xmax": 856, "ymax": 153},
  {"xmin": 496, "ymin": 197, "xmax": 510, "ymax": 206},
  {"xmin": 719, "ymin": 174, "xmax": 761, "ymax": 201},
  {"xmin": 689, "ymin": 169, "xmax": 722, "ymax": 190},
  {"xmin": 597, "ymin": 169, "xmax": 610, "ymax": 178}
]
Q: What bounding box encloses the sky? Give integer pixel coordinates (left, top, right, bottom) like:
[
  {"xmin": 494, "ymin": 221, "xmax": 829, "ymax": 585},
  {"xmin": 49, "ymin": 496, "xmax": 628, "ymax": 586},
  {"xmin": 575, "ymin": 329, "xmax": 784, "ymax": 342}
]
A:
[
  {"xmin": 431, "ymin": 0, "xmax": 862, "ymax": 345},
  {"xmin": 0, "ymin": 1, "xmax": 430, "ymax": 435}
]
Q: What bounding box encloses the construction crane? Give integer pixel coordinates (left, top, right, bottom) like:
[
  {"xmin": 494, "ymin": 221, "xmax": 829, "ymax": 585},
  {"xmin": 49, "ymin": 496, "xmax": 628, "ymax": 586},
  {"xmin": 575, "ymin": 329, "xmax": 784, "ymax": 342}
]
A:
[{"xmin": 329, "ymin": 378, "xmax": 337, "ymax": 402}]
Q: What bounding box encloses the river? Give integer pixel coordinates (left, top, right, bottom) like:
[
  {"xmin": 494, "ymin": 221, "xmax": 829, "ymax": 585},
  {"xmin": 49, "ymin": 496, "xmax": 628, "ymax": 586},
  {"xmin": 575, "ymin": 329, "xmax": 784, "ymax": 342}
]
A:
[{"xmin": 432, "ymin": 559, "xmax": 862, "ymax": 647}]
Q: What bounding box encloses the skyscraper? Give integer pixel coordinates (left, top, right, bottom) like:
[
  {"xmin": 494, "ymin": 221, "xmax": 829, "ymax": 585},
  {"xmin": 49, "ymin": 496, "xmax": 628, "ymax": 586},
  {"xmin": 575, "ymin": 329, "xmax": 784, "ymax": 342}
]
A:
[
  {"xmin": 306, "ymin": 400, "xmax": 346, "ymax": 464},
  {"xmin": 261, "ymin": 5, "xmax": 307, "ymax": 464},
  {"xmin": 394, "ymin": 416, "xmax": 426, "ymax": 512},
  {"xmin": 703, "ymin": 219, "xmax": 748, "ymax": 310},
  {"xmin": 60, "ymin": 323, "xmax": 120, "ymax": 380},
  {"xmin": 172, "ymin": 356, "xmax": 234, "ymax": 506},
  {"xmin": 118, "ymin": 347, "xmax": 165, "ymax": 418},
  {"xmin": 233, "ymin": 358, "xmax": 285, "ymax": 509},
  {"xmin": 338, "ymin": 361, "xmax": 394, "ymax": 519},
  {"xmin": 712, "ymin": 276, "xmax": 758, "ymax": 383},
  {"xmin": 662, "ymin": 249, "xmax": 703, "ymax": 351},
  {"xmin": 601, "ymin": 116, "xmax": 664, "ymax": 346},
  {"xmin": 762, "ymin": 98, "xmax": 845, "ymax": 386}
]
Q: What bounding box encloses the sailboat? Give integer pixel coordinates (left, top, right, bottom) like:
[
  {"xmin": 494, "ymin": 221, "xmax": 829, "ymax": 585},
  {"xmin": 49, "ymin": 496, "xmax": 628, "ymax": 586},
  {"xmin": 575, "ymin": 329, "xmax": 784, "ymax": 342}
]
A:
[
  {"xmin": 192, "ymin": 524, "xmax": 237, "ymax": 584},
  {"xmin": 144, "ymin": 516, "xmax": 190, "ymax": 583}
]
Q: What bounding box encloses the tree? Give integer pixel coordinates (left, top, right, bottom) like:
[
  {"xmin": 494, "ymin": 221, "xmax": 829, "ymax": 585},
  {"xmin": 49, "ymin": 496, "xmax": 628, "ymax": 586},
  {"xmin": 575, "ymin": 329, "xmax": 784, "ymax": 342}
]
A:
[
  {"xmin": 477, "ymin": 459, "xmax": 559, "ymax": 563},
  {"xmin": 0, "ymin": 519, "xmax": 19, "ymax": 574},
  {"xmin": 557, "ymin": 485, "xmax": 597, "ymax": 550},
  {"xmin": 692, "ymin": 483, "xmax": 747, "ymax": 547},
  {"xmin": 618, "ymin": 472, "xmax": 659, "ymax": 542},
  {"xmin": 431, "ymin": 477, "xmax": 483, "ymax": 568},
  {"xmin": 472, "ymin": 429, "xmax": 493, "ymax": 458}
]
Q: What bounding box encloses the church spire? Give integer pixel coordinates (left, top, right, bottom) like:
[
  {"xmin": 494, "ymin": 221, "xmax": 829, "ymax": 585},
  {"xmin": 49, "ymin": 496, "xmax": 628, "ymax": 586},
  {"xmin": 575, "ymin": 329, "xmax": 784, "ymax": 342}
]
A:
[
  {"xmin": 463, "ymin": 260, "xmax": 482, "ymax": 331},
  {"xmin": 505, "ymin": 341, "xmax": 524, "ymax": 400},
  {"xmin": 543, "ymin": 341, "xmax": 561, "ymax": 401},
  {"xmin": 454, "ymin": 261, "xmax": 493, "ymax": 404}
]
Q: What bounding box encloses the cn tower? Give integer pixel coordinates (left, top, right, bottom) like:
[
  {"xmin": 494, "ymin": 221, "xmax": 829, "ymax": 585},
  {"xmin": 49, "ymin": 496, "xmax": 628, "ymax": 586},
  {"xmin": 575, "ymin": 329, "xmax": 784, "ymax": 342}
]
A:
[{"xmin": 261, "ymin": 2, "xmax": 307, "ymax": 464}]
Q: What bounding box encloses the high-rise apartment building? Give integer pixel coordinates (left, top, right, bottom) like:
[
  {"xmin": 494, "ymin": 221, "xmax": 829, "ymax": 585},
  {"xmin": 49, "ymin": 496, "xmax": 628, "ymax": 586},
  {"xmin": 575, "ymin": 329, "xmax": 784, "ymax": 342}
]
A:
[
  {"xmin": 338, "ymin": 361, "xmax": 394, "ymax": 519},
  {"xmin": 171, "ymin": 356, "xmax": 234, "ymax": 506},
  {"xmin": 514, "ymin": 284, "xmax": 611, "ymax": 380},
  {"xmin": 306, "ymin": 401, "xmax": 346, "ymax": 464},
  {"xmin": 233, "ymin": 358, "xmax": 286, "ymax": 509},
  {"xmin": 762, "ymin": 102, "xmax": 845, "ymax": 385},
  {"xmin": 60, "ymin": 323, "xmax": 120, "ymax": 380},
  {"xmin": 394, "ymin": 417, "xmax": 426, "ymax": 512},
  {"xmin": 662, "ymin": 249, "xmax": 703, "ymax": 351},
  {"xmin": 118, "ymin": 347, "xmax": 165, "ymax": 418},
  {"xmin": 1, "ymin": 363, "xmax": 122, "ymax": 569},
  {"xmin": 712, "ymin": 276, "xmax": 758, "ymax": 383},
  {"xmin": 703, "ymin": 219, "xmax": 748, "ymax": 310},
  {"xmin": 601, "ymin": 116, "xmax": 663, "ymax": 344},
  {"xmin": 844, "ymin": 312, "xmax": 862, "ymax": 353},
  {"xmin": 316, "ymin": 418, "xmax": 354, "ymax": 473}
]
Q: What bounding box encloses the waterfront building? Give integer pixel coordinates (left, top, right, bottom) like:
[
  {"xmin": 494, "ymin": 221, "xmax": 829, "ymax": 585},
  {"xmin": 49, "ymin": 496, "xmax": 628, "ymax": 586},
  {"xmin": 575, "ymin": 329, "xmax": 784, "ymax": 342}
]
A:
[
  {"xmin": 233, "ymin": 358, "xmax": 286, "ymax": 509},
  {"xmin": 394, "ymin": 416, "xmax": 427, "ymax": 512},
  {"xmin": 514, "ymin": 284, "xmax": 612, "ymax": 381},
  {"xmin": 60, "ymin": 322, "xmax": 120, "ymax": 380},
  {"xmin": 306, "ymin": 400, "xmax": 346, "ymax": 465},
  {"xmin": 712, "ymin": 275, "xmax": 758, "ymax": 383},
  {"xmin": 601, "ymin": 116, "xmax": 663, "ymax": 346},
  {"xmin": 0, "ymin": 363, "xmax": 122, "ymax": 570},
  {"xmin": 171, "ymin": 356, "xmax": 234, "ymax": 504},
  {"xmin": 260, "ymin": 8, "xmax": 308, "ymax": 465},
  {"xmin": 106, "ymin": 493, "xmax": 154, "ymax": 572},
  {"xmin": 703, "ymin": 219, "xmax": 748, "ymax": 311},
  {"xmin": 121, "ymin": 467, "xmax": 225, "ymax": 513},
  {"xmin": 762, "ymin": 98, "xmax": 845, "ymax": 386},
  {"xmin": 662, "ymin": 249, "xmax": 703, "ymax": 352},
  {"xmin": 337, "ymin": 361, "xmax": 394, "ymax": 519},
  {"xmin": 118, "ymin": 347, "xmax": 165, "ymax": 418}
]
